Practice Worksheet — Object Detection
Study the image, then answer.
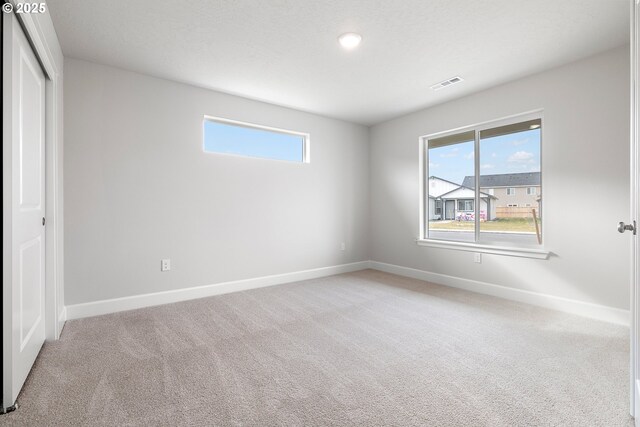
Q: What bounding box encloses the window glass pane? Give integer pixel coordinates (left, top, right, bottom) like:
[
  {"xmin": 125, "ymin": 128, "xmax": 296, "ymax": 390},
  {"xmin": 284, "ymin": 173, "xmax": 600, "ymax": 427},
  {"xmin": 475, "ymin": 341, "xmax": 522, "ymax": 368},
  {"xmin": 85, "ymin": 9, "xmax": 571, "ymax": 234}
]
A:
[
  {"xmin": 478, "ymin": 119, "xmax": 541, "ymax": 246},
  {"xmin": 427, "ymin": 132, "xmax": 475, "ymax": 242},
  {"xmin": 204, "ymin": 119, "xmax": 305, "ymax": 162}
]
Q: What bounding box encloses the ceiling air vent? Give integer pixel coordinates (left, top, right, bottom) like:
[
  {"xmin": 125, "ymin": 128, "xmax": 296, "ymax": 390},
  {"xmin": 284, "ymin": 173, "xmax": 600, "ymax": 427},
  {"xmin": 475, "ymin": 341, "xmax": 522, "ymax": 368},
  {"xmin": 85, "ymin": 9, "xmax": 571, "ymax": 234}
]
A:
[{"xmin": 430, "ymin": 76, "xmax": 464, "ymax": 91}]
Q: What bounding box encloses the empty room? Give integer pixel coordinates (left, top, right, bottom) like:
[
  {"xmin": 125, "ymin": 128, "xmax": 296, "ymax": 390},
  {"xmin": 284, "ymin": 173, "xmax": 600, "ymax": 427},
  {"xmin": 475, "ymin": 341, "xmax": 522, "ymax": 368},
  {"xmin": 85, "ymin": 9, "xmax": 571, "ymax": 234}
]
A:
[{"xmin": 2, "ymin": 0, "xmax": 640, "ymax": 425}]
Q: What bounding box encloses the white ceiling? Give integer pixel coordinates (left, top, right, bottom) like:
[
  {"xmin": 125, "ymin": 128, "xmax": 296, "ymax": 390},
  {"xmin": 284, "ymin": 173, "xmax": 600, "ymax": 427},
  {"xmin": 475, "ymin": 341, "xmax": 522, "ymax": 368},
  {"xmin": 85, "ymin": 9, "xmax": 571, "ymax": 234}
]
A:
[{"xmin": 47, "ymin": 0, "xmax": 629, "ymax": 125}]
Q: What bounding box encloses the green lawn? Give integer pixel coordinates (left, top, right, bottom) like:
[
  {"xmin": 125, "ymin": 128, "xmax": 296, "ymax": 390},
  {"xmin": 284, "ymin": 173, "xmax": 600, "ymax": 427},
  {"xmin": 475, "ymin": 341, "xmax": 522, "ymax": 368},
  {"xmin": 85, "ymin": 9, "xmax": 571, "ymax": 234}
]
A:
[{"xmin": 429, "ymin": 218, "xmax": 539, "ymax": 233}]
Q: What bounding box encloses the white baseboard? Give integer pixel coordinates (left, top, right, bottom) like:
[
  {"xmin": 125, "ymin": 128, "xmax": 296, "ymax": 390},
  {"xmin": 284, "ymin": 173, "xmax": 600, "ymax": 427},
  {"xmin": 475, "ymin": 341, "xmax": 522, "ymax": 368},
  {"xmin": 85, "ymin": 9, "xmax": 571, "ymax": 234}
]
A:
[
  {"xmin": 369, "ymin": 261, "xmax": 630, "ymax": 326},
  {"xmin": 65, "ymin": 259, "xmax": 629, "ymax": 326},
  {"xmin": 65, "ymin": 261, "xmax": 371, "ymax": 320},
  {"xmin": 634, "ymin": 379, "xmax": 640, "ymax": 419},
  {"xmin": 57, "ymin": 306, "xmax": 67, "ymax": 338}
]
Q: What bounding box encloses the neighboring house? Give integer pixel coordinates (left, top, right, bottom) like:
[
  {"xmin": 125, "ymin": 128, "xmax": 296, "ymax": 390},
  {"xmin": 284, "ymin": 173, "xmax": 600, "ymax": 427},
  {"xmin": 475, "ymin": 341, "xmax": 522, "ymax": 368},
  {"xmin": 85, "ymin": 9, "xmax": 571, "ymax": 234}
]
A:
[
  {"xmin": 428, "ymin": 176, "xmax": 460, "ymax": 220},
  {"xmin": 461, "ymin": 172, "xmax": 541, "ymax": 213},
  {"xmin": 428, "ymin": 176, "xmax": 497, "ymax": 221}
]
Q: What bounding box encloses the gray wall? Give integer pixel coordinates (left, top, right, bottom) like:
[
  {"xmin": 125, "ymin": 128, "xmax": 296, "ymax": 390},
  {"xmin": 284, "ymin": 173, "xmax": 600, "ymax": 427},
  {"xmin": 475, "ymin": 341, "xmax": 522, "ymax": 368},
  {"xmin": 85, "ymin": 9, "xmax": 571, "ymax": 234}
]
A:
[
  {"xmin": 65, "ymin": 46, "xmax": 630, "ymax": 312},
  {"xmin": 64, "ymin": 58, "xmax": 370, "ymax": 305},
  {"xmin": 370, "ymin": 46, "xmax": 630, "ymax": 310}
]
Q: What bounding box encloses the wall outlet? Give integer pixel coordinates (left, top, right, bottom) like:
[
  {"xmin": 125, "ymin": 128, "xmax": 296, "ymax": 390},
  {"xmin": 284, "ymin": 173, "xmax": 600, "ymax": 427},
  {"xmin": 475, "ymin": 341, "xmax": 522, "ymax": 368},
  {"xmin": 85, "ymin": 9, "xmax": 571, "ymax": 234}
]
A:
[
  {"xmin": 340, "ymin": 242, "xmax": 346, "ymax": 251},
  {"xmin": 474, "ymin": 253, "xmax": 482, "ymax": 264},
  {"xmin": 161, "ymin": 259, "xmax": 171, "ymax": 271}
]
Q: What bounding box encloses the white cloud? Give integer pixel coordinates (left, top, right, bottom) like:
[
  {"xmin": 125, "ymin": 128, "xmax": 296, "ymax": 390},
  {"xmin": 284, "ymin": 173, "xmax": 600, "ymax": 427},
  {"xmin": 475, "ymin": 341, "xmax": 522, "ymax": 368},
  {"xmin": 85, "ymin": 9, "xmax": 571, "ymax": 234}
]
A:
[
  {"xmin": 491, "ymin": 152, "xmax": 497, "ymax": 158},
  {"xmin": 480, "ymin": 164, "xmax": 494, "ymax": 169},
  {"xmin": 429, "ymin": 162, "xmax": 440, "ymax": 169},
  {"xmin": 440, "ymin": 147, "xmax": 459, "ymax": 158},
  {"xmin": 508, "ymin": 151, "xmax": 534, "ymax": 163},
  {"xmin": 511, "ymin": 138, "xmax": 529, "ymax": 146},
  {"xmin": 464, "ymin": 151, "xmax": 474, "ymax": 159}
]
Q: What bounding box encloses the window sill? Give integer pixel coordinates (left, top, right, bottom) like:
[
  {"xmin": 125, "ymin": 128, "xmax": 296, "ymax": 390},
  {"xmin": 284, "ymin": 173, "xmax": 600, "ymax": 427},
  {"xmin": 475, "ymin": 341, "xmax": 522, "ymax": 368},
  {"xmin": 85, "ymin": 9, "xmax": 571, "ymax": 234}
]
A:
[{"xmin": 416, "ymin": 239, "xmax": 550, "ymax": 260}]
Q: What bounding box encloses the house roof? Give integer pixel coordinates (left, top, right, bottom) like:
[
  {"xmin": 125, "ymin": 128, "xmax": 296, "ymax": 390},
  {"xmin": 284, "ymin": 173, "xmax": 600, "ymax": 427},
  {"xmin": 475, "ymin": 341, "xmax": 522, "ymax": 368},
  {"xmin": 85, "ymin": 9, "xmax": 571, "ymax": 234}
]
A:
[
  {"xmin": 438, "ymin": 186, "xmax": 497, "ymax": 200},
  {"xmin": 461, "ymin": 172, "xmax": 541, "ymax": 188},
  {"xmin": 428, "ymin": 176, "xmax": 462, "ymax": 187}
]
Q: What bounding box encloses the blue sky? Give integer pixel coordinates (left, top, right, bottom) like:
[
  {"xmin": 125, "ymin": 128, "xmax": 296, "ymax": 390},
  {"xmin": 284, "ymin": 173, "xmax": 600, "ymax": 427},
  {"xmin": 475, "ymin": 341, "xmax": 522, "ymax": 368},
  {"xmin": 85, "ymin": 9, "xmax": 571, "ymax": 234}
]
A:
[
  {"xmin": 204, "ymin": 120, "xmax": 304, "ymax": 162},
  {"xmin": 428, "ymin": 129, "xmax": 541, "ymax": 184}
]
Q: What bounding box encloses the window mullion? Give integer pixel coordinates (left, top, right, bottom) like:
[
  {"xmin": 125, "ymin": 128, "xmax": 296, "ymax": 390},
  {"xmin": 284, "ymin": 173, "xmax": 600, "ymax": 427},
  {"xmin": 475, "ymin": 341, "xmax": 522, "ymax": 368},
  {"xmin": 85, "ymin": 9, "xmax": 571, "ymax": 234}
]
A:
[
  {"xmin": 474, "ymin": 130, "xmax": 480, "ymax": 242},
  {"xmin": 424, "ymin": 141, "xmax": 429, "ymax": 239}
]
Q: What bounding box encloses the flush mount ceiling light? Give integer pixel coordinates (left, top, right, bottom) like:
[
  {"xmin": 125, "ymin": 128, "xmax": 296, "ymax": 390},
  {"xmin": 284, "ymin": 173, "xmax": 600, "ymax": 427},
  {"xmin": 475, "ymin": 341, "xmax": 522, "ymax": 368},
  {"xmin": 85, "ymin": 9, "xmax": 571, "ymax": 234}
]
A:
[
  {"xmin": 529, "ymin": 124, "xmax": 541, "ymax": 129},
  {"xmin": 338, "ymin": 33, "xmax": 362, "ymax": 50}
]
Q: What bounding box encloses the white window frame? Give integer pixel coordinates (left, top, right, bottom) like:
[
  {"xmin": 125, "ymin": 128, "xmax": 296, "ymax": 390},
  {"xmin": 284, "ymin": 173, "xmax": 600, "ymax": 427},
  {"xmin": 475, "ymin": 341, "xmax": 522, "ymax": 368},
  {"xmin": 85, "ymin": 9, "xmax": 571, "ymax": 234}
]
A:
[
  {"xmin": 527, "ymin": 187, "xmax": 537, "ymax": 195},
  {"xmin": 506, "ymin": 187, "xmax": 516, "ymax": 196},
  {"xmin": 434, "ymin": 200, "xmax": 442, "ymax": 215},
  {"xmin": 203, "ymin": 115, "xmax": 311, "ymax": 163},
  {"xmin": 418, "ymin": 110, "xmax": 548, "ymax": 259},
  {"xmin": 457, "ymin": 199, "xmax": 474, "ymax": 212}
]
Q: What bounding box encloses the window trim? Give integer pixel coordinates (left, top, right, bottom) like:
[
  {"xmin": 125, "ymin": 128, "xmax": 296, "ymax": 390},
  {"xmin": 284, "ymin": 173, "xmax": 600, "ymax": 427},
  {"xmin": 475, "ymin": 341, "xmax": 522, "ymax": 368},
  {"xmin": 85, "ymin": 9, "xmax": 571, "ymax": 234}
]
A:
[
  {"xmin": 203, "ymin": 115, "xmax": 311, "ymax": 163},
  {"xmin": 416, "ymin": 238, "xmax": 550, "ymax": 259},
  {"xmin": 457, "ymin": 199, "xmax": 474, "ymax": 212},
  {"xmin": 506, "ymin": 187, "xmax": 516, "ymax": 196},
  {"xmin": 418, "ymin": 110, "xmax": 548, "ymax": 259}
]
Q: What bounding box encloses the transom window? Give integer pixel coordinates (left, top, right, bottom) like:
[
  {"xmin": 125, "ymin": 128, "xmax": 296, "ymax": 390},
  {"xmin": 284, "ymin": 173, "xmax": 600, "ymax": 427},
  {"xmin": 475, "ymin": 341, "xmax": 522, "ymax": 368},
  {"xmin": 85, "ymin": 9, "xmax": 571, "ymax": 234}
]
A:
[
  {"xmin": 422, "ymin": 114, "xmax": 542, "ymax": 247},
  {"xmin": 203, "ymin": 116, "xmax": 310, "ymax": 163}
]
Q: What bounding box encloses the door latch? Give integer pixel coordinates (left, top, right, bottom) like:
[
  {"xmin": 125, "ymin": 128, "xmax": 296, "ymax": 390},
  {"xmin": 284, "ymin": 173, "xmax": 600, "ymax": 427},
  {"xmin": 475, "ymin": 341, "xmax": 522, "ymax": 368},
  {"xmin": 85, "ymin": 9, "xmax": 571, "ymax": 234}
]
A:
[{"xmin": 618, "ymin": 220, "xmax": 636, "ymax": 234}]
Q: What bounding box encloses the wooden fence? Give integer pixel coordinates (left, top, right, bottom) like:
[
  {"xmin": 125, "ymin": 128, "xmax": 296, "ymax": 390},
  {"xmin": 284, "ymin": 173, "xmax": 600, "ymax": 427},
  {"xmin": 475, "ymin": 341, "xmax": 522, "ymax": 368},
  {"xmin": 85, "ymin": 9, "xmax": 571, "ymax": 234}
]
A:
[{"xmin": 496, "ymin": 207, "xmax": 540, "ymax": 219}]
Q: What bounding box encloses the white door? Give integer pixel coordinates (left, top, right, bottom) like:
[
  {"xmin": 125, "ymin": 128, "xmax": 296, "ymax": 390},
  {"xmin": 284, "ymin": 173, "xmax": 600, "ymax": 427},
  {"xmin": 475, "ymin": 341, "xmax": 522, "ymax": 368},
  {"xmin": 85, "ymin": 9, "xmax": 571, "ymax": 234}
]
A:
[
  {"xmin": 445, "ymin": 200, "xmax": 455, "ymax": 220},
  {"xmin": 632, "ymin": 1, "xmax": 640, "ymax": 423},
  {"xmin": 2, "ymin": 13, "xmax": 47, "ymax": 410}
]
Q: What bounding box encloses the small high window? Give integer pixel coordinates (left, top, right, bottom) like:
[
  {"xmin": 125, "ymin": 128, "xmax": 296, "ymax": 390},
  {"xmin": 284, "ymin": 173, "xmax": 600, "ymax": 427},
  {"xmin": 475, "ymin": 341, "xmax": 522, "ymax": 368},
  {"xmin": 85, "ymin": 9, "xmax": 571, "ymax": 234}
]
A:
[{"xmin": 203, "ymin": 116, "xmax": 309, "ymax": 163}]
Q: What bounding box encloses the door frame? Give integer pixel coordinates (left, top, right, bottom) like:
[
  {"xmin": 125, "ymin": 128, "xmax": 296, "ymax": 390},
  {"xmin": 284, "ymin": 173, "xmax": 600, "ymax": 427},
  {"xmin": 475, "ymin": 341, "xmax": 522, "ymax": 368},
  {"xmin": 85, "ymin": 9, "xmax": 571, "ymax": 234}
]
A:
[
  {"xmin": 2, "ymin": 0, "xmax": 64, "ymax": 380},
  {"xmin": 631, "ymin": 0, "xmax": 639, "ymax": 421}
]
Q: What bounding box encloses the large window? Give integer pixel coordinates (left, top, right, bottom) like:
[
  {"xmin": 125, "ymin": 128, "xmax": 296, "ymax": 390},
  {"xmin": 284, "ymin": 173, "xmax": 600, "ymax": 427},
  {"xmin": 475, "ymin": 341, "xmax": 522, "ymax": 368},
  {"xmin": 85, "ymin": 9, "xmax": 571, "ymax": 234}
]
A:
[
  {"xmin": 203, "ymin": 116, "xmax": 309, "ymax": 163},
  {"xmin": 423, "ymin": 115, "xmax": 542, "ymax": 249}
]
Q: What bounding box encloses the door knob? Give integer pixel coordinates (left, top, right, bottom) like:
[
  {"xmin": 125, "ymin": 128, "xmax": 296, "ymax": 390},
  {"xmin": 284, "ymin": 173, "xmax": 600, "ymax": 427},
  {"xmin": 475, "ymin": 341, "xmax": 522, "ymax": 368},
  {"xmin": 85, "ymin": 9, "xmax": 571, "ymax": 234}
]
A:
[{"xmin": 618, "ymin": 220, "xmax": 636, "ymax": 234}]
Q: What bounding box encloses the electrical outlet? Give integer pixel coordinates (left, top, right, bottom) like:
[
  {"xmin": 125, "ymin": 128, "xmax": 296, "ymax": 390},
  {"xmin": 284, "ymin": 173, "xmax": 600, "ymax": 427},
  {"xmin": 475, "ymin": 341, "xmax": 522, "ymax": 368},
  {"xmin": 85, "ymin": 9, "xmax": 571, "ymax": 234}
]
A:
[
  {"xmin": 340, "ymin": 242, "xmax": 346, "ymax": 251},
  {"xmin": 161, "ymin": 259, "xmax": 171, "ymax": 271},
  {"xmin": 474, "ymin": 253, "xmax": 482, "ymax": 264}
]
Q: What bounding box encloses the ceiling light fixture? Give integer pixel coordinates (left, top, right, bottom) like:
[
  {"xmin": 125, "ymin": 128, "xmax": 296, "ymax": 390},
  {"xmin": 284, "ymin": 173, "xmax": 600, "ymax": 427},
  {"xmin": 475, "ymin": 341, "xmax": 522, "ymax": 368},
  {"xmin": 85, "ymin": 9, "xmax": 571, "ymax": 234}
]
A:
[
  {"xmin": 529, "ymin": 124, "xmax": 541, "ymax": 129},
  {"xmin": 338, "ymin": 33, "xmax": 362, "ymax": 50}
]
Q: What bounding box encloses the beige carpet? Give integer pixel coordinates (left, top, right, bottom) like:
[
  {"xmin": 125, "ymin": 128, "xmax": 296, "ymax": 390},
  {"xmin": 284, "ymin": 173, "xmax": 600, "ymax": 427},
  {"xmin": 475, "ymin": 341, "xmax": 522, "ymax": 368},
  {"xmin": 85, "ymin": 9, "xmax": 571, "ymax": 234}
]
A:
[{"xmin": 2, "ymin": 269, "xmax": 631, "ymax": 426}]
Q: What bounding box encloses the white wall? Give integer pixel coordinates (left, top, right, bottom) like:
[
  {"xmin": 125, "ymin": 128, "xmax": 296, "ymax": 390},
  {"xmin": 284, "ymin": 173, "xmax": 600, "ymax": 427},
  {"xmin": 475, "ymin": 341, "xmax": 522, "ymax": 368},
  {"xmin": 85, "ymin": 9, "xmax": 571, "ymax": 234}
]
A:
[
  {"xmin": 64, "ymin": 59, "xmax": 369, "ymax": 305},
  {"xmin": 370, "ymin": 46, "xmax": 630, "ymax": 310}
]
